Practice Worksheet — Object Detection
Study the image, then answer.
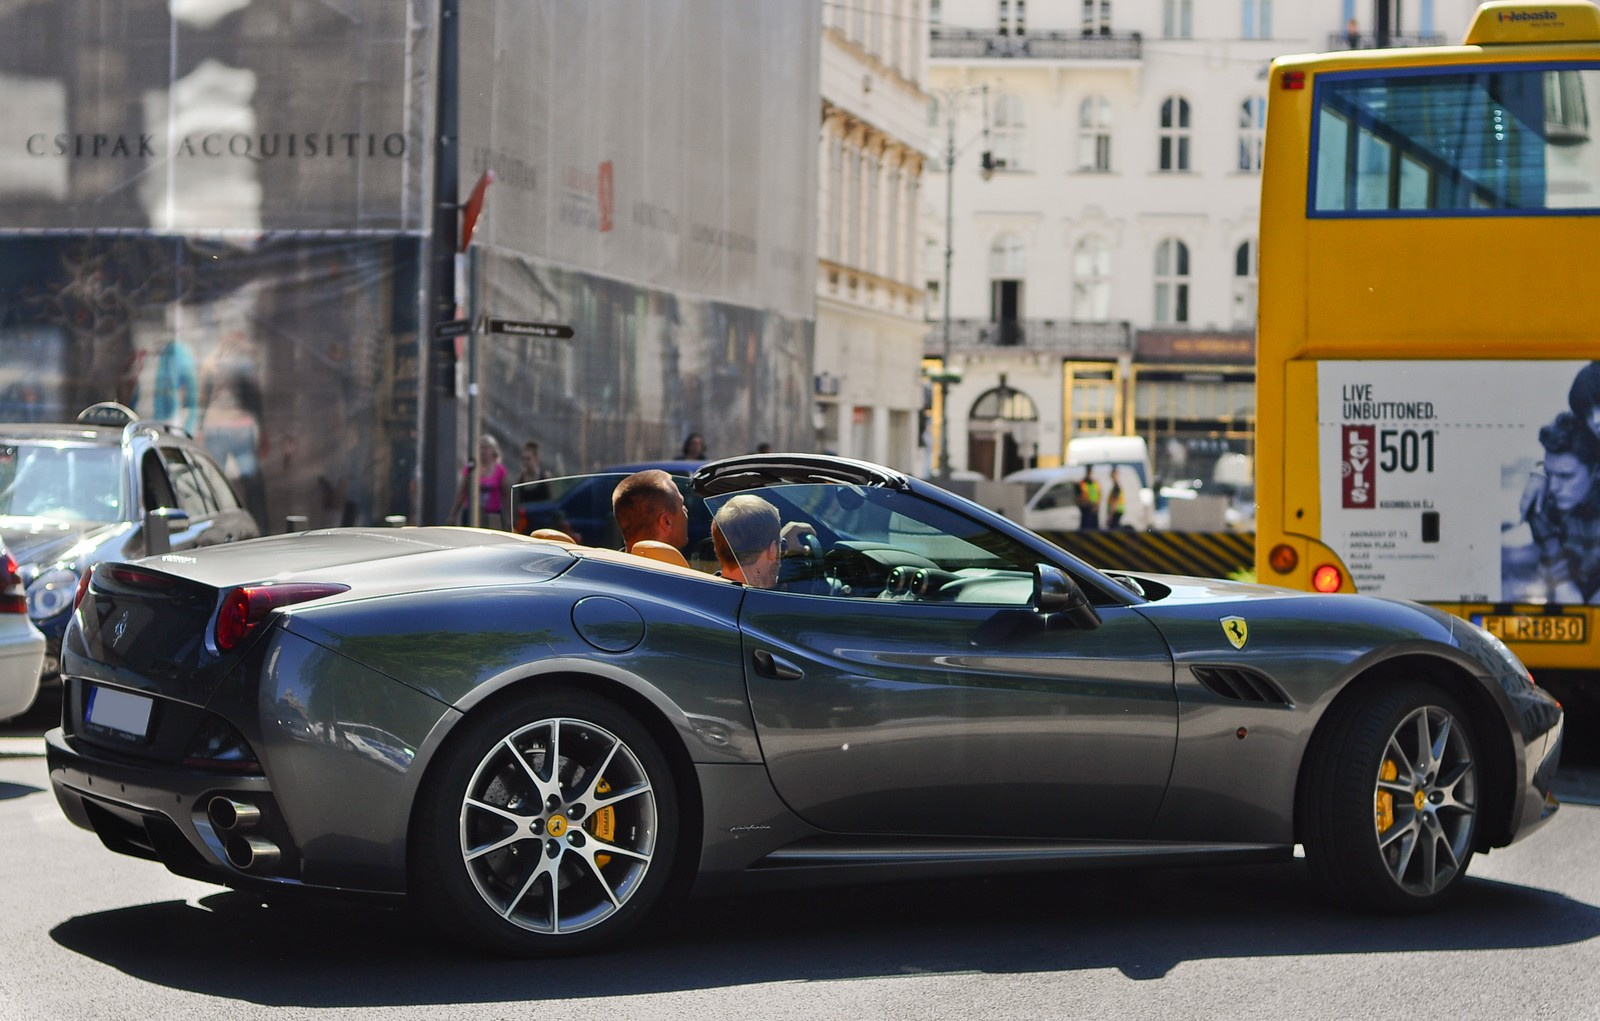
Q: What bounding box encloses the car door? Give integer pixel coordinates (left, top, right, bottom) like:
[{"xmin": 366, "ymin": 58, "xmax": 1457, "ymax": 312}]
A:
[
  {"xmin": 190, "ymin": 446, "xmax": 260, "ymax": 541},
  {"xmin": 155, "ymin": 445, "xmax": 223, "ymax": 548},
  {"xmin": 728, "ymin": 484, "xmax": 1177, "ymax": 840}
]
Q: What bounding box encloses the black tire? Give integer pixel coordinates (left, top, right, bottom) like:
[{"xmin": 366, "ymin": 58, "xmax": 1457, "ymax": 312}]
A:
[
  {"xmin": 1300, "ymin": 679, "xmax": 1481, "ymax": 913},
  {"xmin": 411, "ymin": 688, "xmax": 679, "ymax": 956}
]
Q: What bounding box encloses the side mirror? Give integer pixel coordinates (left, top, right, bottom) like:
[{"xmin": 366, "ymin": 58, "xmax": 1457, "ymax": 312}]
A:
[
  {"xmin": 142, "ymin": 507, "xmax": 190, "ymax": 556},
  {"xmin": 1032, "ymin": 563, "xmax": 1102, "ymax": 630}
]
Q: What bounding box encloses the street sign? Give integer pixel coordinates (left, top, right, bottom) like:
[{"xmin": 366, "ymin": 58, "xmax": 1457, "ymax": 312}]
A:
[
  {"xmin": 432, "ymin": 319, "xmax": 471, "ymax": 339},
  {"xmin": 485, "ymin": 317, "xmax": 575, "ymax": 339}
]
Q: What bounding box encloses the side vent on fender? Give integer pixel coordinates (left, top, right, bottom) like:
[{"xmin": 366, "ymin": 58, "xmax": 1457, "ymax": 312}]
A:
[{"xmin": 1191, "ymin": 665, "xmax": 1291, "ymax": 706}]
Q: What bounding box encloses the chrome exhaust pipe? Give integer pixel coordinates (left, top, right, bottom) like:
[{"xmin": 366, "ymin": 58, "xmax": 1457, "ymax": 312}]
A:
[
  {"xmin": 226, "ymin": 835, "xmax": 281, "ymax": 872},
  {"xmin": 207, "ymin": 796, "xmax": 262, "ymax": 833}
]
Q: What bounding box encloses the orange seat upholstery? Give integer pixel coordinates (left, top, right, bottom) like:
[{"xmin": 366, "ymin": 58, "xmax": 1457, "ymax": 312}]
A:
[
  {"xmin": 530, "ymin": 527, "xmax": 576, "ymax": 543},
  {"xmin": 629, "ymin": 540, "xmax": 690, "ymax": 568}
]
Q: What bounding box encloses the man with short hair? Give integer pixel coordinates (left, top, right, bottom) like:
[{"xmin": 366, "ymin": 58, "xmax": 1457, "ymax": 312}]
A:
[
  {"xmin": 1527, "ymin": 411, "xmax": 1600, "ymax": 603},
  {"xmin": 711, "ymin": 494, "xmax": 781, "ymax": 588},
  {"xmin": 612, "ymin": 469, "xmax": 689, "ymax": 552}
]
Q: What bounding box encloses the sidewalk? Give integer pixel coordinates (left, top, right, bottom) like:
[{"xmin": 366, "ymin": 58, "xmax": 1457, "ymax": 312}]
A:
[{"xmin": 0, "ymin": 734, "xmax": 44, "ymax": 757}]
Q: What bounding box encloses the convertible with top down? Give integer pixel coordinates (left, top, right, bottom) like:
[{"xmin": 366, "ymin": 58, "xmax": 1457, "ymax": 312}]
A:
[{"xmin": 46, "ymin": 454, "xmax": 1563, "ymax": 955}]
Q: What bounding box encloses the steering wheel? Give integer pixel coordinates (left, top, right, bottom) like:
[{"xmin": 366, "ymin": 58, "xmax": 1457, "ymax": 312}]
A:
[{"xmin": 799, "ymin": 532, "xmax": 823, "ymax": 565}]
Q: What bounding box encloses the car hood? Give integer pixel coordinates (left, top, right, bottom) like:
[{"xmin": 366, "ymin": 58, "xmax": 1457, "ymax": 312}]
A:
[
  {"xmin": 0, "ymin": 517, "xmax": 128, "ymax": 566},
  {"xmin": 1124, "ymin": 571, "xmax": 1460, "ymax": 651}
]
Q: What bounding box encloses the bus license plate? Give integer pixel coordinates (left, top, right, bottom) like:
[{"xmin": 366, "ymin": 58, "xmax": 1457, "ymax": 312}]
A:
[{"xmin": 1471, "ymin": 614, "xmax": 1587, "ymax": 644}]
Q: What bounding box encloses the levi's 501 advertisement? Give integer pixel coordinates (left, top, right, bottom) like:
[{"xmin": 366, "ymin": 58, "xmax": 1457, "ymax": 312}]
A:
[{"xmin": 1318, "ymin": 360, "xmax": 1599, "ymax": 606}]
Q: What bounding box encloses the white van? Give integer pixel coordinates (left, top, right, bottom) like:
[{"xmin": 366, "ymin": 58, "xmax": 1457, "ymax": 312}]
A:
[
  {"xmin": 1066, "ymin": 435, "xmax": 1156, "ymax": 530},
  {"xmin": 1004, "ymin": 461, "xmax": 1153, "ymax": 533}
]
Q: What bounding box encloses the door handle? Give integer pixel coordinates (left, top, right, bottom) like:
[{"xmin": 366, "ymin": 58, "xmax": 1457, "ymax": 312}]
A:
[{"xmin": 751, "ymin": 649, "xmax": 803, "ymax": 680}]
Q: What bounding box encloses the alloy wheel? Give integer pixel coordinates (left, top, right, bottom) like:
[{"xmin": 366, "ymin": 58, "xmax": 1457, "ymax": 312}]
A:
[
  {"xmin": 1372, "ymin": 704, "xmax": 1478, "ymax": 897},
  {"xmin": 458, "ymin": 716, "xmax": 658, "ymax": 934}
]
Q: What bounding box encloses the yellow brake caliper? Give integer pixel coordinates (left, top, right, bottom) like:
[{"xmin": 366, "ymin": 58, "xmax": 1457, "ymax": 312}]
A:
[
  {"xmin": 588, "ymin": 778, "xmax": 615, "ymax": 867},
  {"xmin": 1375, "ymin": 758, "xmax": 1397, "ymax": 833}
]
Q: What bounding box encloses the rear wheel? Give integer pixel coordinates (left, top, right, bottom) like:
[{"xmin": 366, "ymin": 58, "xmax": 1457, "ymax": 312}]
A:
[
  {"xmin": 1301, "ymin": 680, "xmax": 1481, "ymax": 912},
  {"xmin": 411, "ymin": 689, "xmax": 678, "ymax": 956}
]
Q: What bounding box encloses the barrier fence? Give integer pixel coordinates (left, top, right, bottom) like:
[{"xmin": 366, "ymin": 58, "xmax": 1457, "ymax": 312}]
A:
[{"xmin": 1039, "ymin": 530, "xmax": 1256, "ymax": 580}]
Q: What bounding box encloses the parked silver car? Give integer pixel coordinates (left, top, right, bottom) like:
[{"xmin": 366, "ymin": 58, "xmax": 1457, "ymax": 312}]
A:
[
  {"xmin": 0, "ymin": 540, "xmax": 45, "ymax": 721},
  {"xmin": 0, "ymin": 402, "xmax": 260, "ymax": 678}
]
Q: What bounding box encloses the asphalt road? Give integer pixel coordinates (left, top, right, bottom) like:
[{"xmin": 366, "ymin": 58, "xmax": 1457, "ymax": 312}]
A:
[{"xmin": 5, "ymin": 686, "xmax": 1600, "ymax": 1021}]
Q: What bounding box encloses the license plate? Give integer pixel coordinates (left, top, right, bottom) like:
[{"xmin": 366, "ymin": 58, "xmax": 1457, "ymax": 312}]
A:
[
  {"xmin": 85, "ymin": 685, "xmax": 154, "ymax": 741},
  {"xmin": 1471, "ymin": 614, "xmax": 1587, "ymax": 644}
]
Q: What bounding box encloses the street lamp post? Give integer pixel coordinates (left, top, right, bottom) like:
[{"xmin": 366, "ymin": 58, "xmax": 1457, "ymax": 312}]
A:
[{"xmin": 933, "ymin": 85, "xmax": 991, "ymax": 482}]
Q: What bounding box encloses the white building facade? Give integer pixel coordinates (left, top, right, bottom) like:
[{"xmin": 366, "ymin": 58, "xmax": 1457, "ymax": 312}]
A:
[
  {"xmin": 924, "ymin": 0, "xmax": 1469, "ymax": 482},
  {"xmin": 815, "ymin": 1, "xmax": 933, "ymax": 471}
]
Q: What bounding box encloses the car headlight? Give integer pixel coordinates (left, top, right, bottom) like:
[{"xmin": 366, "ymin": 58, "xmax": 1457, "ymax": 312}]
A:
[{"xmin": 26, "ymin": 567, "xmax": 80, "ymax": 621}]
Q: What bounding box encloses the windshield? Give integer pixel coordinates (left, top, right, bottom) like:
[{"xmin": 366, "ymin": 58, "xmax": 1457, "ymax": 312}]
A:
[
  {"xmin": 702, "ymin": 482, "xmax": 1044, "ymax": 605},
  {"xmin": 0, "ymin": 443, "xmax": 125, "ymax": 523}
]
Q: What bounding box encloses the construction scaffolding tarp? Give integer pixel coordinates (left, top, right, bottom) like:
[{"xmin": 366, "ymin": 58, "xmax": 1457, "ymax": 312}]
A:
[
  {"xmin": 0, "ymin": 0, "xmax": 821, "ymax": 524},
  {"xmin": 456, "ymin": 1, "xmax": 819, "ymax": 470}
]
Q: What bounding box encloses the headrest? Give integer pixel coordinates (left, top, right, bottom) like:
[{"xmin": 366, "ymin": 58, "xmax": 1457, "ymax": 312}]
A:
[{"xmin": 629, "ymin": 540, "xmax": 690, "ymax": 568}]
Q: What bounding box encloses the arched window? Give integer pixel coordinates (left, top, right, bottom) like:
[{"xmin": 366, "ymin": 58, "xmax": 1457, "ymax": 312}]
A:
[
  {"xmin": 970, "ymin": 382, "xmax": 1039, "ymax": 423},
  {"xmin": 992, "ymin": 94, "xmax": 1027, "ymax": 170},
  {"xmin": 1238, "ymin": 96, "xmax": 1266, "ymax": 172},
  {"xmin": 1159, "ymin": 96, "xmax": 1190, "ymax": 171},
  {"xmin": 1077, "ymin": 95, "xmax": 1113, "ymax": 172},
  {"xmin": 1073, "ymin": 236, "xmax": 1112, "ymax": 320},
  {"xmin": 1154, "ymin": 238, "xmax": 1189, "ymax": 324},
  {"xmin": 1233, "ymin": 239, "xmax": 1258, "ymax": 326},
  {"xmin": 968, "ymin": 377, "xmax": 1039, "ymax": 479}
]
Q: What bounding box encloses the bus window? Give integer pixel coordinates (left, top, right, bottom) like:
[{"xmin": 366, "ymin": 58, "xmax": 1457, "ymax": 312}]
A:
[{"xmin": 1310, "ymin": 67, "xmax": 1600, "ymax": 215}]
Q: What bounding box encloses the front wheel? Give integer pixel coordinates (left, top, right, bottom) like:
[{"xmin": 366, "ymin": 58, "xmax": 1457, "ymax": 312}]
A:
[
  {"xmin": 1300, "ymin": 680, "xmax": 1481, "ymax": 913},
  {"xmin": 411, "ymin": 689, "xmax": 679, "ymax": 956}
]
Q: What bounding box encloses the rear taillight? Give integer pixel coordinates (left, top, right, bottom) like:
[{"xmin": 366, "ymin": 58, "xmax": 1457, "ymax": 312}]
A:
[
  {"xmin": 212, "ymin": 582, "xmax": 350, "ymax": 652},
  {"xmin": 1, "ymin": 553, "xmax": 25, "ymax": 614},
  {"xmin": 74, "ymin": 565, "xmax": 95, "ymax": 611}
]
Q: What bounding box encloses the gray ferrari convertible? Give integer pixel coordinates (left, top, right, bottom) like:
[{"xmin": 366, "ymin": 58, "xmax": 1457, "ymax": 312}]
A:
[{"xmin": 46, "ymin": 454, "xmax": 1563, "ymax": 956}]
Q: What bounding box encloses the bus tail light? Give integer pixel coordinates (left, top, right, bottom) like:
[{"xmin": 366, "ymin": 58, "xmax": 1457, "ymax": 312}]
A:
[
  {"xmin": 1267, "ymin": 544, "xmax": 1299, "ymax": 574},
  {"xmin": 1311, "ymin": 564, "xmax": 1343, "ymax": 593},
  {"xmin": 1281, "ymin": 70, "xmax": 1306, "ymax": 90}
]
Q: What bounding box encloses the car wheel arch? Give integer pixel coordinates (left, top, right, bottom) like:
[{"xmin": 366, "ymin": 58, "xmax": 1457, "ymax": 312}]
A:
[
  {"xmin": 403, "ymin": 669, "xmax": 706, "ymax": 898},
  {"xmin": 1293, "ymin": 651, "xmax": 1518, "ymax": 852}
]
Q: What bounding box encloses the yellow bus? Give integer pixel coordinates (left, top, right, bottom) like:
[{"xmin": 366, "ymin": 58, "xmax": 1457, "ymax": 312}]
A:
[{"xmin": 1256, "ymin": 0, "xmax": 1600, "ymax": 683}]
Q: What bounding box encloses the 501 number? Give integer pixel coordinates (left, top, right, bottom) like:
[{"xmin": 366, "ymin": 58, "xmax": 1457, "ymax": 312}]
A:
[{"xmin": 1379, "ymin": 429, "xmax": 1436, "ymax": 473}]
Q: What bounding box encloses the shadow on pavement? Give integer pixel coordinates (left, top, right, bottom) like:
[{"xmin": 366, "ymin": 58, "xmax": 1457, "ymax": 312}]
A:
[
  {"xmin": 0, "ymin": 780, "xmax": 44, "ymax": 800},
  {"xmin": 48, "ymin": 859, "xmax": 1600, "ymax": 1007}
]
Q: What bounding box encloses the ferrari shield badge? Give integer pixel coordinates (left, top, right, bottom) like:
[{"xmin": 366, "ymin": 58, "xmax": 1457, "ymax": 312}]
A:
[{"xmin": 1221, "ymin": 616, "xmax": 1249, "ymax": 649}]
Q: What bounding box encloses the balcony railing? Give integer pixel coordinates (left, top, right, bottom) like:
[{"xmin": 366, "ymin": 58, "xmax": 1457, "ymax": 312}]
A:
[
  {"xmin": 930, "ymin": 28, "xmax": 1142, "ymax": 61},
  {"xmin": 926, "ymin": 319, "xmax": 1132, "ymax": 356},
  {"xmin": 1325, "ymin": 30, "xmax": 1446, "ymax": 49}
]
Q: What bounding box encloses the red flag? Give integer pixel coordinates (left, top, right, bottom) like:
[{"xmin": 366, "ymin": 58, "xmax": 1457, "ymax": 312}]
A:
[{"xmin": 460, "ymin": 170, "xmax": 494, "ymax": 251}]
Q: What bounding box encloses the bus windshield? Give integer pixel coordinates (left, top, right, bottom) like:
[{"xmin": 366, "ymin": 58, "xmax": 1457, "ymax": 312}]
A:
[{"xmin": 1312, "ymin": 65, "xmax": 1600, "ymax": 214}]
